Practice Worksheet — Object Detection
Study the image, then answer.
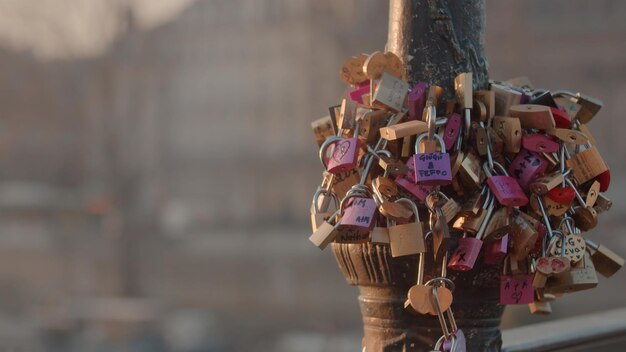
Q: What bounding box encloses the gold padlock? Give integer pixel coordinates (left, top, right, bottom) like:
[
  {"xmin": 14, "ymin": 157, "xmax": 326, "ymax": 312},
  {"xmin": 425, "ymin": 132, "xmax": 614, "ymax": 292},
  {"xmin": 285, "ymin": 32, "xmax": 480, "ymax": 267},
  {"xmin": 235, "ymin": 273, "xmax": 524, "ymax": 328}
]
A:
[
  {"xmin": 509, "ymin": 214, "xmax": 538, "ymax": 261},
  {"xmin": 493, "ymin": 116, "xmax": 522, "ymax": 153},
  {"xmin": 567, "ymin": 145, "xmax": 608, "ymax": 184},
  {"xmin": 586, "ymin": 239, "xmax": 624, "ymax": 278},
  {"xmin": 544, "ymin": 251, "xmax": 598, "ymax": 294}
]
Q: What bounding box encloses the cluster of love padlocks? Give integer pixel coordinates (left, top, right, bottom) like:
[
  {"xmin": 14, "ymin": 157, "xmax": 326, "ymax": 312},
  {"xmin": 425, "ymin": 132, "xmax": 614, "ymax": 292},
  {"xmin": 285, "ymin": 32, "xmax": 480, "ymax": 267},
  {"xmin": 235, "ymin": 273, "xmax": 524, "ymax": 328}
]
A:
[{"xmin": 308, "ymin": 50, "xmax": 623, "ymax": 350}]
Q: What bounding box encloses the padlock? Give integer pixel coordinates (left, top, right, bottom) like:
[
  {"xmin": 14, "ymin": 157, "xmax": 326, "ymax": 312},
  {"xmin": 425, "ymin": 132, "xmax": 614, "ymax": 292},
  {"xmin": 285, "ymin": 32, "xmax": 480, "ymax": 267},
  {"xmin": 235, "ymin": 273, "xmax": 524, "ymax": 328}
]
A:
[
  {"xmin": 549, "ymin": 230, "xmax": 586, "ymax": 265},
  {"xmin": 545, "ymin": 128, "xmax": 588, "ymax": 145},
  {"xmin": 372, "ymin": 72, "xmax": 409, "ymax": 112},
  {"xmin": 339, "ymin": 53, "xmax": 368, "ymax": 85},
  {"xmin": 338, "ymin": 97, "xmax": 358, "ymax": 130},
  {"xmin": 349, "ymin": 83, "xmax": 371, "ymax": 105},
  {"xmin": 492, "ymin": 116, "xmax": 522, "ymax": 153},
  {"xmin": 377, "ymin": 153, "xmax": 408, "ymax": 176},
  {"xmin": 534, "ymin": 231, "xmax": 571, "ymax": 287},
  {"xmin": 528, "ymin": 90, "xmax": 558, "ymax": 108},
  {"xmin": 594, "ymin": 193, "xmax": 613, "ymax": 214},
  {"xmin": 320, "ymin": 134, "xmax": 360, "ymax": 174},
  {"xmin": 565, "ymin": 178, "xmax": 598, "ymax": 231},
  {"xmin": 545, "ymin": 250, "xmax": 598, "ymax": 294},
  {"xmin": 509, "ymin": 212, "xmax": 538, "ymax": 261},
  {"xmin": 405, "ymin": 248, "xmax": 454, "ymax": 317},
  {"xmin": 340, "ymin": 194, "xmax": 378, "ymax": 230},
  {"xmin": 509, "ymin": 104, "xmax": 556, "ymax": 130},
  {"xmin": 473, "ymin": 90, "xmax": 495, "ymax": 119},
  {"xmin": 529, "ymin": 300, "xmax": 552, "ymax": 315},
  {"xmin": 491, "ymin": 82, "xmax": 522, "ymax": 116},
  {"xmin": 370, "ymin": 217, "xmax": 391, "ymax": 244},
  {"xmin": 594, "ymin": 169, "xmax": 611, "ymax": 192},
  {"xmin": 458, "ymin": 151, "xmax": 484, "ymax": 191},
  {"xmin": 554, "ymin": 96, "xmax": 582, "ymax": 122},
  {"xmin": 473, "ymin": 122, "xmax": 489, "ymax": 156},
  {"xmin": 408, "ymin": 82, "xmax": 428, "ymax": 120},
  {"xmin": 529, "ymin": 171, "xmax": 564, "ymax": 195},
  {"xmin": 380, "ymin": 119, "xmax": 428, "ymax": 140},
  {"xmin": 554, "ymin": 90, "xmax": 603, "ymax": 124},
  {"xmin": 427, "ymin": 193, "xmax": 458, "ymax": 264},
  {"xmin": 500, "ymin": 255, "xmax": 534, "ymax": 305},
  {"xmin": 412, "ymin": 133, "xmax": 452, "ymax": 185},
  {"xmin": 357, "ymin": 109, "xmax": 390, "ymax": 143},
  {"xmin": 550, "ymin": 107, "xmax": 572, "ymax": 128},
  {"xmin": 522, "ymin": 133, "xmax": 559, "ymax": 153},
  {"xmin": 430, "ymin": 280, "xmax": 466, "ymax": 352},
  {"xmin": 310, "ymin": 188, "xmax": 339, "ymax": 232},
  {"xmin": 508, "ymin": 149, "xmax": 550, "ymax": 190},
  {"xmin": 309, "ymin": 207, "xmax": 341, "ymax": 250},
  {"xmin": 443, "ymin": 113, "xmax": 462, "ymax": 151},
  {"xmin": 448, "ymin": 193, "xmax": 494, "ymax": 271},
  {"xmin": 311, "ymin": 115, "xmax": 336, "ymax": 147},
  {"xmin": 484, "ymin": 234, "xmax": 509, "ymax": 265},
  {"xmin": 585, "ymin": 239, "xmax": 624, "ymax": 278},
  {"xmin": 388, "ymin": 198, "xmax": 425, "ymax": 257},
  {"xmin": 566, "ymin": 142, "xmax": 608, "ymax": 184},
  {"xmin": 484, "ymin": 162, "xmax": 529, "ymax": 207}
]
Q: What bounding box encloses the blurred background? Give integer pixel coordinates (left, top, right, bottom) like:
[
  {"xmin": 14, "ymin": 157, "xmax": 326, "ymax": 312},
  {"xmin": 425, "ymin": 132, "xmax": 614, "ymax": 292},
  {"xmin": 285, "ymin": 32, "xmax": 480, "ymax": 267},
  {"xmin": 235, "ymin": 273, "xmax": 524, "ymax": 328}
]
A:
[{"xmin": 0, "ymin": 0, "xmax": 624, "ymax": 351}]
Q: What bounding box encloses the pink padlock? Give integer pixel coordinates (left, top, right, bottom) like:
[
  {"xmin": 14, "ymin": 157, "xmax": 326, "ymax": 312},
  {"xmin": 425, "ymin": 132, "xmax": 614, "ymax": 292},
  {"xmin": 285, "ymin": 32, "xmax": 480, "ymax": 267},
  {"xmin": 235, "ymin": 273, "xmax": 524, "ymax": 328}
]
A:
[
  {"xmin": 449, "ymin": 193, "xmax": 494, "ymax": 271},
  {"xmin": 412, "ymin": 133, "xmax": 452, "ymax": 185},
  {"xmin": 340, "ymin": 196, "xmax": 377, "ymax": 230},
  {"xmin": 348, "ymin": 81, "xmax": 370, "ymax": 104},
  {"xmin": 485, "ymin": 162, "xmax": 529, "ymax": 207},
  {"xmin": 407, "ymin": 82, "xmax": 428, "ymax": 120},
  {"xmin": 500, "ymin": 256, "xmax": 534, "ymax": 305},
  {"xmin": 484, "ymin": 234, "xmax": 509, "ymax": 265},
  {"xmin": 321, "ymin": 136, "xmax": 360, "ymax": 175},
  {"xmin": 443, "ymin": 113, "xmax": 462, "ymax": 151},
  {"xmin": 522, "ymin": 134, "xmax": 559, "ymax": 153},
  {"xmin": 395, "ymin": 176, "xmax": 433, "ymax": 201},
  {"xmin": 508, "ymin": 149, "xmax": 549, "ymax": 190}
]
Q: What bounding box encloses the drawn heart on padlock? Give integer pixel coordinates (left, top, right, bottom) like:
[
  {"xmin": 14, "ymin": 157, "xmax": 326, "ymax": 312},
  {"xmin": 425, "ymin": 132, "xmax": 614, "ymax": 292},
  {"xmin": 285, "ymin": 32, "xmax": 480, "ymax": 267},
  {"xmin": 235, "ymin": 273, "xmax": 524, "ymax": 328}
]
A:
[
  {"xmin": 550, "ymin": 257, "xmax": 569, "ymax": 274},
  {"xmin": 550, "ymin": 234, "xmax": 586, "ymax": 263},
  {"xmin": 536, "ymin": 256, "xmax": 570, "ymax": 275},
  {"xmin": 332, "ymin": 140, "xmax": 352, "ymax": 162},
  {"xmin": 407, "ymin": 285, "xmax": 453, "ymax": 315},
  {"xmin": 340, "ymin": 54, "xmax": 368, "ymax": 85},
  {"xmin": 536, "ymin": 257, "xmax": 553, "ymax": 275}
]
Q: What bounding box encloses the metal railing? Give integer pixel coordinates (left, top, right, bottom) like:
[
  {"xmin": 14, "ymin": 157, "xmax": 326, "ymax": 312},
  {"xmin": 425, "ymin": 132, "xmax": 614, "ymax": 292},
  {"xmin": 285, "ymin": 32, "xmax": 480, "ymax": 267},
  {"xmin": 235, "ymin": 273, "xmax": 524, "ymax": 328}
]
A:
[{"xmin": 502, "ymin": 307, "xmax": 626, "ymax": 351}]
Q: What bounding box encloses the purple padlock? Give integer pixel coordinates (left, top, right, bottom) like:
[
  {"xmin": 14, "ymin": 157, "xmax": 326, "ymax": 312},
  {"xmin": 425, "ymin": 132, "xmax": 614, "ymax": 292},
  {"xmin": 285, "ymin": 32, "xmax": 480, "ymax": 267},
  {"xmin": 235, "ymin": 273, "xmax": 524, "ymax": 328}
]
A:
[
  {"xmin": 324, "ymin": 137, "xmax": 360, "ymax": 174},
  {"xmin": 412, "ymin": 133, "xmax": 452, "ymax": 185},
  {"xmin": 443, "ymin": 113, "xmax": 462, "ymax": 151},
  {"xmin": 484, "ymin": 234, "xmax": 509, "ymax": 265},
  {"xmin": 484, "ymin": 162, "xmax": 529, "ymax": 207},
  {"xmin": 407, "ymin": 82, "xmax": 428, "ymax": 120},
  {"xmin": 340, "ymin": 197, "xmax": 377, "ymax": 230},
  {"xmin": 507, "ymin": 149, "xmax": 549, "ymax": 190},
  {"xmin": 442, "ymin": 329, "xmax": 466, "ymax": 352}
]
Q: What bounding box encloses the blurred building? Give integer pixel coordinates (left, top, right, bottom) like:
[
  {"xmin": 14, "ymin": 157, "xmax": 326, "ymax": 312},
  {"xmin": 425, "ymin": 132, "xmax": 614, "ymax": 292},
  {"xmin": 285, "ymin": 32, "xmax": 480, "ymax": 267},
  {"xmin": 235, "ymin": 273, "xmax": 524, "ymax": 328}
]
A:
[{"xmin": 0, "ymin": 0, "xmax": 623, "ymax": 351}]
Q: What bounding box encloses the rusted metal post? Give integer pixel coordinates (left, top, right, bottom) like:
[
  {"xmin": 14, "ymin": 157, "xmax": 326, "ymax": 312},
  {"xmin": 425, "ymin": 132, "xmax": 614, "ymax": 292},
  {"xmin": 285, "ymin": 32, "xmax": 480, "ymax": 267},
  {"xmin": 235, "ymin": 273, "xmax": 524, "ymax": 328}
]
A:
[{"xmin": 332, "ymin": 1, "xmax": 503, "ymax": 351}]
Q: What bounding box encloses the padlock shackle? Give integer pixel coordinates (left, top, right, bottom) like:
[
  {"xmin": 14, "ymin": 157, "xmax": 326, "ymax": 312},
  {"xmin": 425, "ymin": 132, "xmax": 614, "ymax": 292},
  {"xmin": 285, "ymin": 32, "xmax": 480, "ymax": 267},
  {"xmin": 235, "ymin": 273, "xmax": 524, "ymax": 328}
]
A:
[
  {"xmin": 395, "ymin": 198, "xmax": 420, "ymax": 223},
  {"xmin": 311, "ymin": 187, "xmax": 339, "ymax": 214},
  {"xmin": 318, "ymin": 136, "xmax": 342, "ymax": 168},
  {"xmin": 414, "ymin": 132, "xmax": 446, "ymax": 154}
]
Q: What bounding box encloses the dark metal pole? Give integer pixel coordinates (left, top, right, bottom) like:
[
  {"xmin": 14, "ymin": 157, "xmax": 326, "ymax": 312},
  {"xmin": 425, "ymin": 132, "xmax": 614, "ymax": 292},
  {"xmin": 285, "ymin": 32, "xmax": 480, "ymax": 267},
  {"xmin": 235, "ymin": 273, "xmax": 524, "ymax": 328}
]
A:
[
  {"xmin": 387, "ymin": 0, "xmax": 489, "ymax": 100},
  {"xmin": 332, "ymin": 1, "xmax": 504, "ymax": 351}
]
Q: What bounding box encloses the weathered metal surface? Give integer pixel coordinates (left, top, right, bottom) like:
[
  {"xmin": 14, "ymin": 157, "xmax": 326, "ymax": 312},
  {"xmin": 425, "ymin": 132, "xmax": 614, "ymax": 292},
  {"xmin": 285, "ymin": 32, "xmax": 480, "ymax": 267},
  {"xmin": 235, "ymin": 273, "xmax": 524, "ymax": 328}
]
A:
[
  {"xmin": 387, "ymin": 0, "xmax": 489, "ymax": 101},
  {"xmin": 332, "ymin": 242, "xmax": 504, "ymax": 351},
  {"xmin": 331, "ymin": 1, "xmax": 501, "ymax": 350}
]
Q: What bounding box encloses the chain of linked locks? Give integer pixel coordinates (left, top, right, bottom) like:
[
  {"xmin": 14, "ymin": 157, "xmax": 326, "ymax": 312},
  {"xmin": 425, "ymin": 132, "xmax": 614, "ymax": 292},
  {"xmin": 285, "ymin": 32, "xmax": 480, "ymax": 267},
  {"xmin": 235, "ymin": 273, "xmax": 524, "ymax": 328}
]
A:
[{"xmin": 308, "ymin": 50, "xmax": 623, "ymax": 350}]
